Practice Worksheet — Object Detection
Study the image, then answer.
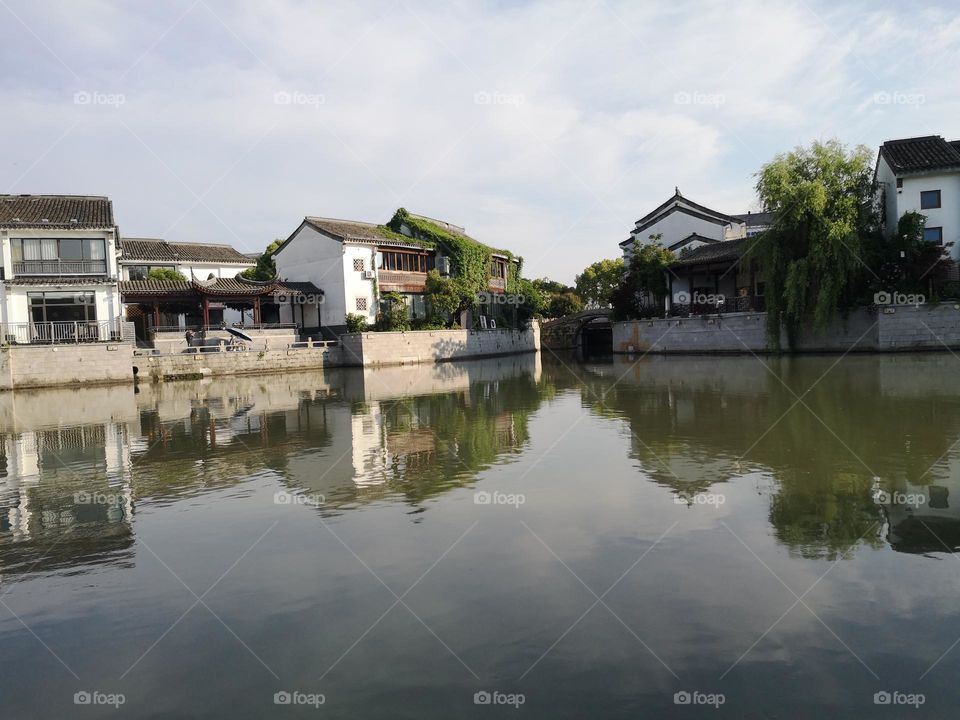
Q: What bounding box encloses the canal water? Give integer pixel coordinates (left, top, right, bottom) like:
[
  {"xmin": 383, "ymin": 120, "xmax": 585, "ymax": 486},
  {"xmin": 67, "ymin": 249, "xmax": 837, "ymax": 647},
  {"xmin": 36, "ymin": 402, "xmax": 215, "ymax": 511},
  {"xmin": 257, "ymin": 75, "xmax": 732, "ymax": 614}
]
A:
[{"xmin": 0, "ymin": 353, "xmax": 957, "ymax": 718}]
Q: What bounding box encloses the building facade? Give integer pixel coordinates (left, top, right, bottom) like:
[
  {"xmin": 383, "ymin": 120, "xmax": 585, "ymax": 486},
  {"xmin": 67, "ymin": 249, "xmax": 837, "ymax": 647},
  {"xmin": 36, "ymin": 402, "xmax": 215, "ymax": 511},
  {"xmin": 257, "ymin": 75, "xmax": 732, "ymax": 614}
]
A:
[
  {"xmin": 0, "ymin": 194, "xmax": 123, "ymax": 342},
  {"xmin": 273, "ymin": 210, "xmax": 516, "ymax": 334},
  {"xmin": 875, "ymin": 135, "xmax": 960, "ymax": 261}
]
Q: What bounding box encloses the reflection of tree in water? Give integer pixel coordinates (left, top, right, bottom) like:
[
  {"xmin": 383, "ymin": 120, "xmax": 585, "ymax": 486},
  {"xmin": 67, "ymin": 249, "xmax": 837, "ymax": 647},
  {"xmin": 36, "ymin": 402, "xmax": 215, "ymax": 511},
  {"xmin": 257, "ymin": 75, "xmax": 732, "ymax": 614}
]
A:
[
  {"xmin": 359, "ymin": 374, "xmax": 550, "ymax": 504},
  {"xmin": 564, "ymin": 355, "xmax": 960, "ymax": 559}
]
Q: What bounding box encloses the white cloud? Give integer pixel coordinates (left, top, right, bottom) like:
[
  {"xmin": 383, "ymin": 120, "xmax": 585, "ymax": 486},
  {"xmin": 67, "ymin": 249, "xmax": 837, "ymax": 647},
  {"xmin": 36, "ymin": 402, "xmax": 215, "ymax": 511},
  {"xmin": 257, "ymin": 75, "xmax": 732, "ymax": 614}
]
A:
[{"xmin": 1, "ymin": 0, "xmax": 958, "ymax": 281}]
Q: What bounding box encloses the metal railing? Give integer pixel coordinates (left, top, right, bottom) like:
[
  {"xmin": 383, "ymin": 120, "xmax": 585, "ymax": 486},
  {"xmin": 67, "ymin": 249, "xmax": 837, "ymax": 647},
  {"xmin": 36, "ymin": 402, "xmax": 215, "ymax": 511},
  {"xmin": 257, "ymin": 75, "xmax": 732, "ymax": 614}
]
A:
[
  {"xmin": 2, "ymin": 321, "xmax": 119, "ymax": 344},
  {"xmin": 669, "ymin": 296, "xmax": 766, "ymax": 318},
  {"xmin": 13, "ymin": 260, "xmax": 108, "ymax": 276}
]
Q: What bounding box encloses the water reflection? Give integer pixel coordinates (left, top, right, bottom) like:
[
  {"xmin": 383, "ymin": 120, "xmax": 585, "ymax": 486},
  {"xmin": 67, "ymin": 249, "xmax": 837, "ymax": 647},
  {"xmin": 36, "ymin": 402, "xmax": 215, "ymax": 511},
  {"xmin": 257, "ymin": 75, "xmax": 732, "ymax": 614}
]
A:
[{"xmin": 570, "ymin": 353, "xmax": 960, "ymax": 558}]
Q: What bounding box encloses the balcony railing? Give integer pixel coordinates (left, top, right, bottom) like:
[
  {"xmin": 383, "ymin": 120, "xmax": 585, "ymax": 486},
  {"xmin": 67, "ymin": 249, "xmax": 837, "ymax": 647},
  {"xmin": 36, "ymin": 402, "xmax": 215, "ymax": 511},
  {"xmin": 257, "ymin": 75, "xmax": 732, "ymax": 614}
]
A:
[
  {"xmin": 489, "ymin": 276, "xmax": 507, "ymax": 291},
  {"xmin": 13, "ymin": 260, "xmax": 108, "ymax": 276},
  {"xmin": 670, "ymin": 295, "xmax": 766, "ymax": 317},
  {"xmin": 378, "ymin": 270, "xmax": 427, "ymax": 291},
  {"xmin": 1, "ymin": 321, "xmax": 119, "ymax": 345}
]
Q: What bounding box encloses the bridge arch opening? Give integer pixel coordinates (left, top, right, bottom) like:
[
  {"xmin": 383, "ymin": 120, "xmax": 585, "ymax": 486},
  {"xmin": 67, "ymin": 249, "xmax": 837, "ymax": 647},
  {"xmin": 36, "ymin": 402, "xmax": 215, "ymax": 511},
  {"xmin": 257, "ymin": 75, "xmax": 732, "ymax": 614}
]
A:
[{"xmin": 579, "ymin": 315, "xmax": 612, "ymax": 357}]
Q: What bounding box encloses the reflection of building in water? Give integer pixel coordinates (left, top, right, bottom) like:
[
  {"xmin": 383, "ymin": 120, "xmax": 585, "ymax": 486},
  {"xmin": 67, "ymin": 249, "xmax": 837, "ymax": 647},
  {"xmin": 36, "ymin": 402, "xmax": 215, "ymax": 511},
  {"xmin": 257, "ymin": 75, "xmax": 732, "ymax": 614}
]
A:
[
  {"xmin": 883, "ymin": 462, "xmax": 960, "ymax": 553},
  {"xmin": 0, "ymin": 422, "xmax": 135, "ymax": 574}
]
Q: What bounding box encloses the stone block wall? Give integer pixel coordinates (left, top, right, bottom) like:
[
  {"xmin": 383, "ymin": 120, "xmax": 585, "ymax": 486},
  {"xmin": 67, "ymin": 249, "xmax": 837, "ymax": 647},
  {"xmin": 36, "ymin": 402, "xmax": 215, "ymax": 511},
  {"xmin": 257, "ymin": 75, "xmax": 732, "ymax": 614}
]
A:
[{"xmin": 0, "ymin": 343, "xmax": 134, "ymax": 390}]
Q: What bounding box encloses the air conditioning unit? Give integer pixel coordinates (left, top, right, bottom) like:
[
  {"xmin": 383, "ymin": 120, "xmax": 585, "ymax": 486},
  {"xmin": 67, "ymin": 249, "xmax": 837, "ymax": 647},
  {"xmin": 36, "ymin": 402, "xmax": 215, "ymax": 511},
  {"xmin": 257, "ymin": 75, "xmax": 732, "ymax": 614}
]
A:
[{"xmin": 362, "ymin": 270, "xmax": 376, "ymax": 280}]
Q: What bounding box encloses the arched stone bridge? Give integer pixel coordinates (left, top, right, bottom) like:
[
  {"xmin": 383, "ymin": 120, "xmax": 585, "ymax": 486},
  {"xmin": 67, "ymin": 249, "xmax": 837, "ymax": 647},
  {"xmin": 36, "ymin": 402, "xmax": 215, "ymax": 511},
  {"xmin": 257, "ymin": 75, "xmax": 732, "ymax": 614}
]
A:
[{"xmin": 541, "ymin": 309, "xmax": 612, "ymax": 350}]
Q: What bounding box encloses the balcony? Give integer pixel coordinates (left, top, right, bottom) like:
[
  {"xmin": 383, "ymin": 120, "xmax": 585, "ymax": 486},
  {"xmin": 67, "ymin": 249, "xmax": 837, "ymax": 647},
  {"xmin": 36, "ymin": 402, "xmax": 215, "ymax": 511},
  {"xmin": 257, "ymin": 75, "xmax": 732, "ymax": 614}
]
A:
[
  {"xmin": 489, "ymin": 276, "xmax": 506, "ymax": 293},
  {"xmin": 13, "ymin": 260, "xmax": 108, "ymax": 276},
  {"xmin": 378, "ymin": 270, "xmax": 427, "ymax": 293},
  {"xmin": 2, "ymin": 321, "xmax": 119, "ymax": 345}
]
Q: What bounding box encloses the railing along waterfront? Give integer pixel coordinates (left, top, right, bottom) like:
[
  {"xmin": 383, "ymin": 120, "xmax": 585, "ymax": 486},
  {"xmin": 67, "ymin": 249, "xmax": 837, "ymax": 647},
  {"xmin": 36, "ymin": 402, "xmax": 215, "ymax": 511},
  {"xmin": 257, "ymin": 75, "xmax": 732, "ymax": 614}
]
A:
[
  {"xmin": 669, "ymin": 296, "xmax": 766, "ymax": 318},
  {"xmin": 2, "ymin": 321, "xmax": 119, "ymax": 344}
]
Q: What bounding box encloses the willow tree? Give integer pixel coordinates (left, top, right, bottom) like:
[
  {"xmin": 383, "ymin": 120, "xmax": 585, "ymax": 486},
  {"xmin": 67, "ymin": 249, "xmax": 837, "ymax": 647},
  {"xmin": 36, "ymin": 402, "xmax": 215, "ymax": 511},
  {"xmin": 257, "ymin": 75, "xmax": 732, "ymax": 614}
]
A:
[{"xmin": 748, "ymin": 140, "xmax": 877, "ymax": 348}]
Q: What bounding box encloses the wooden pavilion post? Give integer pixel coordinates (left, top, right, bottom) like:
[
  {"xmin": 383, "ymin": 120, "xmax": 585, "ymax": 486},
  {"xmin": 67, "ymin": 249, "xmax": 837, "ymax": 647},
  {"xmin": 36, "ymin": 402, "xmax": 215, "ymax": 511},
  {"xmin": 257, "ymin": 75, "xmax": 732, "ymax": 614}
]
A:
[
  {"xmin": 253, "ymin": 296, "xmax": 261, "ymax": 326},
  {"xmin": 202, "ymin": 297, "xmax": 210, "ymax": 328},
  {"xmin": 153, "ymin": 301, "xmax": 161, "ymax": 328}
]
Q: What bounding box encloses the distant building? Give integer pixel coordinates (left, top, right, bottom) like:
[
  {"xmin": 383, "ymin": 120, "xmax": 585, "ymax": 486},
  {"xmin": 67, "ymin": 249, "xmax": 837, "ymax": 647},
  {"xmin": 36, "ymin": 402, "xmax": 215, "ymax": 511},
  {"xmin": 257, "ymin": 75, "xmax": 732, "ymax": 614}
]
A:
[
  {"xmin": 874, "ymin": 135, "xmax": 960, "ymax": 260},
  {"xmin": 118, "ymin": 237, "xmax": 255, "ymax": 281},
  {"xmin": 0, "ymin": 194, "xmax": 123, "ymax": 342},
  {"xmin": 619, "ymin": 188, "xmax": 751, "ymax": 263}
]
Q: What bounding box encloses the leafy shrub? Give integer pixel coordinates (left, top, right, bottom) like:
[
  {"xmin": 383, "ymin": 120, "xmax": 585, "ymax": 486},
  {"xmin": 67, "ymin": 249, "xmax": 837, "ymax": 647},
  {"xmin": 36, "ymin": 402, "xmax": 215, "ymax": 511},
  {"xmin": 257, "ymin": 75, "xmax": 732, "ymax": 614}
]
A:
[{"xmin": 344, "ymin": 313, "xmax": 368, "ymax": 333}]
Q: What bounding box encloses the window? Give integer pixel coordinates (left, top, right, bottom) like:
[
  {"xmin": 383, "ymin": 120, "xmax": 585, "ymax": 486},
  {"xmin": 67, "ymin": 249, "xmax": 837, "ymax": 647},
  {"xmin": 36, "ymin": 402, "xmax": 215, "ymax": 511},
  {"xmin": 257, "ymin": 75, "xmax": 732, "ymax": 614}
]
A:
[
  {"xmin": 355, "ymin": 297, "xmax": 368, "ymax": 311},
  {"xmin": 127, "ymin": 265, "xmax": 175, "ymax": 280},
  {"xmin": 28, "ymin": 291, "xmax": 98, "ymax": 324},
  {"xmin": 490, "ymin": 259, "xmax": 507, "ymax": 278},
  {"xmin": 923, "ymin": 227, "xmax": 943, "ymax": 244},
  {"xmin": 379, "ymin": 250, "xmax": 431, "ymax": 273},
  {"xmin": 11, "ymin": 238, "xmax": 106, "ymax": 274},
  {"xmin": 896, "ymin": 178, "xmax": 903, "ymax": 189},
  {"xmin": 353, "ymin": 258, "xmax": 365, "ymax": 272},
  {"xmin": 921, "ymin": 190, "xmax": 941, "ymax": 209}
]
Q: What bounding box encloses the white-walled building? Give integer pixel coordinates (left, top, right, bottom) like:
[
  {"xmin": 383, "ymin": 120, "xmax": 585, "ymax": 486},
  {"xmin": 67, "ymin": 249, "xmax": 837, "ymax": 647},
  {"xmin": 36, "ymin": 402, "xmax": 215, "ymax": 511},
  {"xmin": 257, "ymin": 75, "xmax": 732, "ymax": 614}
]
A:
[
  {"xmin": 874, "ymin": 135, "xmax": 960, "ymax": 259},
  {"xmin": 274, "ymin": 211, "xmax": 515, "ymax": 334},
  {"xmin": 118, "ymin": 237, "xmax": 255, "ymax": 281},
  {"xmin": 0, "ymin": 194, "xmax": 122, "ymax": 341},
  {"xmin": 619, "ymin": 189, "xmax": 749, "ymax": 262}
]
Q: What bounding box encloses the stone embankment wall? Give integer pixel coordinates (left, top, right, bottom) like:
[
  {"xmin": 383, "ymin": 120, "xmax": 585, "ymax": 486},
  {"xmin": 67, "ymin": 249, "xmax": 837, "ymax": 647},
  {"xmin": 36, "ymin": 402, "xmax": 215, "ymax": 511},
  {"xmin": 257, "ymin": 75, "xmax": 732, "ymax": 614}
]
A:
[
  {"xmin": 0, "ymin": 343, "xmax": 134, "ymax": 390},
  {"xmin": 339, "ymin": 324, "xmax": 541, "ymax": 367},
  {"xmin": 613, "ymin": 304, "xmax": 960, "ymax": 354},
  {"xmin": 134, "ymin": 346, "xmax": 338, "ymax": 382}
]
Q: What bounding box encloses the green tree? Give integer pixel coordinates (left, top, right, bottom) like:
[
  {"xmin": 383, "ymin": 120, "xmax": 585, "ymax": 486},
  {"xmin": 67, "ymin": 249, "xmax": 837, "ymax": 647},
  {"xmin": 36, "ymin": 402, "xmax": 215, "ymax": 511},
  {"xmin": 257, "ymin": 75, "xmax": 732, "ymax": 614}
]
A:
[
  {"xmin": 865, "ymin": 211, "xmax": 953, "ymax": 299},
  {"xmin": 424, "ymin": 269, "xmax": 464, "ymax": 327},
  {"xmin": 531, "ymin": 277, "xmax": 573, "ymax": 294},
  {"xmin": 610, "ymin": 241, "xmax": 673, "ymax": 320},
  {"xmin": 747, "ymin": 140, "xmax": 877, "ymax": 347},
  {"xmin": 375, "ymin": 292, "xmax": 410, "ymax": 331},
  {"xmin": 546, "ymin": 292, "xmax": 584, "ymax": 318},
  {"xmin": 145, "ymin": 267, "xmax": 187, "ymax": 282},
  {"xmin": 516, "ymin": 277, "xmax": 547, "ymax": 322},
  {"xmin": 344, "ymin": 313, "xmax": 368, "ymax": 333},
  {"xmin": 575, "ymin": 258, "xmax": 624, "ymax": 307},
  {"xmin": 241, "ymin": 239, "xmax": 282, "ymax": 280}
]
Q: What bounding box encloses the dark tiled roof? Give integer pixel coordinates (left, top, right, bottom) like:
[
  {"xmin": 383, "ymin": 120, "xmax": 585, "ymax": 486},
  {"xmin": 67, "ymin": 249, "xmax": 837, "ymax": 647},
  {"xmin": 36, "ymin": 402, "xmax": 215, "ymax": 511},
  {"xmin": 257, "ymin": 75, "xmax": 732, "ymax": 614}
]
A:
[
  {"xmin": 634, "ymin": 189, "xmax": 743, "ymax": 227},
  {"xmin": 119, "ymin": 277, "xmax": 322, "ymax": 298},
  {"xmin": 0, "ymin": 194, "xmax": 114, "ymax": 229},
  {"xmin": 667, "ymin": 233, "xmax": 719, "ymax": 251},
  {"xmin": 671, "ymin": 237, "xmax": 748, "ymax": 268},
  {"xmin": 119, "ymin": 238, "xmax": 253, "ymax": 264},
  {"xmin": 879, "ymin": 135, "xmax": 960, "ymax": 174},
  {"xmin": 4, "ymin": 276, "xmax": 116, "ymax": 286},
  {"xmin": 732, "ymin": 211, "xmax": 773, "ymax": 226}
]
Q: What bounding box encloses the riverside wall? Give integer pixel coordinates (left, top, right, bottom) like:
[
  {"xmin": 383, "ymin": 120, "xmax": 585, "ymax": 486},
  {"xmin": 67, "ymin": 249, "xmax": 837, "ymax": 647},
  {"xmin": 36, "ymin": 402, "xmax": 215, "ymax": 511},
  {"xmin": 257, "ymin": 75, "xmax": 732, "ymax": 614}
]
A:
[{"xmin": 612, "ymin": 304, "xmax": 960, "ymax": 354}]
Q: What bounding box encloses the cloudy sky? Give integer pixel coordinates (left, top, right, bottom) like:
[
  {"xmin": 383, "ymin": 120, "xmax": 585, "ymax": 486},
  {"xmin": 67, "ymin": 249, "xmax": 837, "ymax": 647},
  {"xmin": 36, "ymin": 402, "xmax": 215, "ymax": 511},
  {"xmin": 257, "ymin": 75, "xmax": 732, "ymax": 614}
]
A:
[{"xmin": 1, "ymin": 1, "xmax": 958, "ymax": 282}]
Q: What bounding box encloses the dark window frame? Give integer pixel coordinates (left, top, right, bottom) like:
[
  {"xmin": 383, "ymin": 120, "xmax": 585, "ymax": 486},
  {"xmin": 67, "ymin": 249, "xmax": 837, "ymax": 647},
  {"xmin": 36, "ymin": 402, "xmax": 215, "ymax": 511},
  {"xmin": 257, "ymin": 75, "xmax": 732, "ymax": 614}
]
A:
[
  {"xmin": 921, "ymin": 190, "xmax": 942, "ymax": 209},
  {"xmin": 923, "ymin": 226, "xmax": 944, "ymax": 245}
]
